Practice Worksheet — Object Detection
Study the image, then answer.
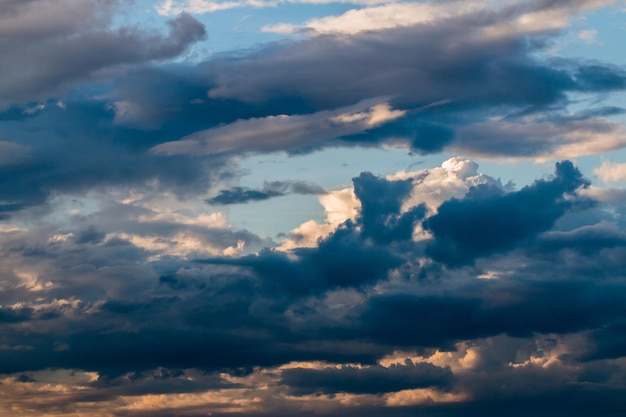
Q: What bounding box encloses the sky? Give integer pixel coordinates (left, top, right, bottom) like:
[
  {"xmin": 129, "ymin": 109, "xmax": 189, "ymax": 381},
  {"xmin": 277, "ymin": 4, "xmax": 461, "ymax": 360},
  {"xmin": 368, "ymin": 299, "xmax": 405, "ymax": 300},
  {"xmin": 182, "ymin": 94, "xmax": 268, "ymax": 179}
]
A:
[{"xmin": 1, "ymin": 0, "xmax": 626, "ymax": 416}]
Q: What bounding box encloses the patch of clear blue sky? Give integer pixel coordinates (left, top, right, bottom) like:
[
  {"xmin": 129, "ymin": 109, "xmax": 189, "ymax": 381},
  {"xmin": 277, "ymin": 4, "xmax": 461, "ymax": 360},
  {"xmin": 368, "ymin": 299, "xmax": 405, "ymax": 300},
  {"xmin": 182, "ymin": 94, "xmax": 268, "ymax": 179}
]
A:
[{"xmin": 114, "ymin": 1, "xmax": 625, "ymax": 237}]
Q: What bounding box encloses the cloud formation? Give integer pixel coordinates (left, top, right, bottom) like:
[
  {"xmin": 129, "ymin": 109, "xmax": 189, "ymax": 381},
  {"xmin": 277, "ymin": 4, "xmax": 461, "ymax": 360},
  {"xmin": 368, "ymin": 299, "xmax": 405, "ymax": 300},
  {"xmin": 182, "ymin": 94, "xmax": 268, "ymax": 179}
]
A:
[
  {"xmin": 0, "ymin": 2, "xmax": 206, "ymax": 105},
  {"xmin": 1, "ymin": 157, "xmax": 626, "ymax": 416},
  {"xmin": 424, "ymin": 160, "xmax": 591, "ymax": 266},
  {"xmin": 2, "ymin": 0, "xmax": 626, "ymax": 415},
  {"xmin": 207, "ymin": 180, "xmax": 325, "ymax": 205}
]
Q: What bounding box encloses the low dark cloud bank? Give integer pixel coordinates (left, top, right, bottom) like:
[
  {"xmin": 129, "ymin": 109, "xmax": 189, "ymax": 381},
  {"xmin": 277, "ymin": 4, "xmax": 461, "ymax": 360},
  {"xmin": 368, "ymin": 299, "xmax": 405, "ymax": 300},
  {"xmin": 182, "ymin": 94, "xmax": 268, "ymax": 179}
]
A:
[{"xmin": 2, "ymin": 160, "xmax": 626, "ymax": 416}]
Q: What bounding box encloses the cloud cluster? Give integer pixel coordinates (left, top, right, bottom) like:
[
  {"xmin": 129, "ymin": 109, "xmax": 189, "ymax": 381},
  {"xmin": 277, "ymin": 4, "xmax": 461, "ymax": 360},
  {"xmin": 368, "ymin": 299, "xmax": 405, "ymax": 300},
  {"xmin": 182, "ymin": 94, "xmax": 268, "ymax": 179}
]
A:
[
  {"xmin": 2, "ymin": 0, "xmax": 626, "ymax": 415},
  {"xmin": 1, "ymin": 157, "xmax": 626, "ymax": 416},
  {"xmin": 1, "ymin": 0, "xmax": 625, "ymax": 220}
]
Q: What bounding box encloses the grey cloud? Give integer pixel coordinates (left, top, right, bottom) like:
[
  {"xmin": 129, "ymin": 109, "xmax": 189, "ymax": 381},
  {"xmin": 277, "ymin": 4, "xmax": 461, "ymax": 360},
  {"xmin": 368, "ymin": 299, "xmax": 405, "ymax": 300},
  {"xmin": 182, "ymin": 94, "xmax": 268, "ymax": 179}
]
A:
[
  {"xmin": 0, "ymin": 0, "xmax": 116, "ymax": 39},
  {"xmin": 152, "ymin": 99, "xmax": 405, "ymax": 156},
  {"xmin": 206, "ymin": 181, "xmax": 325, "ymax": 205},
  {"xmin": 1, "ymin": 0, "xmax": 624, "ymax": 220},
  {"xmin": 204, "ymin": 13, "xmax": 625, "ymax": 112},
  {"xmin": 73, "ymin": 226, "xmax": 106, "ymax": 245},
  {"xmin": 142, "ymin": 8, "xmax": 626, "ymax": 157},
  {"xmin": 0, "ymin": 9, "xmax": 206, "ymax": 104},
  {"xmin": 0, "ymin": 102, "xmax": 233, "ymax": 217},
  {"xmin": 424, "ymin": 161, "xmax": 591, "ymax": 266},
  {"xmin": 280, "ymin": 362, "xmax": 455, "ymax": 395}
]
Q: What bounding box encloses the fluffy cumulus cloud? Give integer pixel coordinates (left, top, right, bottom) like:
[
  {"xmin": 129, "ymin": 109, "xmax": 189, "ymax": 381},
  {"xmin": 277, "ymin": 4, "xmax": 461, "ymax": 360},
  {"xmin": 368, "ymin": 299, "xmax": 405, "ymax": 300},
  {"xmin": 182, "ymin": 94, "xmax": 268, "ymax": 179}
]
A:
[{"xmin": 2, "ymin": 0, "xmax": 626, "ymax": 415}]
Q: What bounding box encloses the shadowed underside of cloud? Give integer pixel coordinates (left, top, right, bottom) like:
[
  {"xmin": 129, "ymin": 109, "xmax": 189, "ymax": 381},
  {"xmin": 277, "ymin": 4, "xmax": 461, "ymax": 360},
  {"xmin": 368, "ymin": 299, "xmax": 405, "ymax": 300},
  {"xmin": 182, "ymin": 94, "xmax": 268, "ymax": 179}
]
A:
[
  {"xmin": 280, "ymin": 361, "xmax": 455, "ymax": 395},
  {"xmin": 424, "ymin": 160, "xmax": 592, "ymax": 266},
  {"xmin": 206, "ymin": 180, "xmax": 325, "ymax": 205}
]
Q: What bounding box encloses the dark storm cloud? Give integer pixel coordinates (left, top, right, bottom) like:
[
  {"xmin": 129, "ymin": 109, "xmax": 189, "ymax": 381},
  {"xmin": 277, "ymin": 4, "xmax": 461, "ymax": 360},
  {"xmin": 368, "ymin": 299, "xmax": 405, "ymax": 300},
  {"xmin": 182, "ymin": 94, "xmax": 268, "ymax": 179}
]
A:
[
  {"xmin": 202, "ymin": 226, "xmax": 403, "ymax": 296},
  {"xmin": 1, "ymin": 160, "xmax": 626, "ymax": 416},
  {"xmin": 353, "ymin": 172, "xmax": 427, "ymax": 244},
  {"xmin": 206, "ymin": 181, "xmax": 325, "ymax": 205},
  {"xmin": 202, "ymin": 171, "xmax": 425, "ymax": 294},
  {"xmin": 355, "ymin": 277, "xmax": 626, "ymax": 349},
  {"xmin": 280, "ymin": 361, "xmax": 454, "ymax": 395},
  {"xmin": 0, "ymin": 170, "xmax": 422, "ymax": 375},
  {"xmin": 535, "ymin": 224, "xmax": 626, "ymax": 254},
  {"xmin": 424, "ymin": 161, "xmax": 591, "ymax": 266},
  {"xmin": 0, "ymin": 2, "xmax": 214, "ymax": 218},
  {"xmin": 0, "ymin": 306, "xmax": 35, "ymax": 324}
]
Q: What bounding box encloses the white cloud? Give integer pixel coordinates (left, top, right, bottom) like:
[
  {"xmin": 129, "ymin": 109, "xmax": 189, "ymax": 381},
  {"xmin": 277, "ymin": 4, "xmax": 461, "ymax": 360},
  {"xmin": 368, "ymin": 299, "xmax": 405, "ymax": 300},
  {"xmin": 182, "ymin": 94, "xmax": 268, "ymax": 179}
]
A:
[
  {"xmin": 262, "ymin": 0, "xmax": 615, "ymax": 36},
  {"xmin": 263, "ymin": 1, "xmax": 484, "ymax": 35},
  {"xmin": 112, "ymin": 231, "xmax": 227, "ymax": 260},
  {"xmin": 580, "ymin": 185, "xmax": 626, "ymax": 203},
  {"xmin": 453, "ymin": 115, "xmax": 626, "ymax": 162},
  {"xmin": 389, "ymin": 157, "xmax": 497, "ymax": 214},
  {"xmin": 279, "ymin": 187, "xmax": 360, "ymax": 250},
  {"xmin": 385, "ymin": 388, "xmax": 468, "ymax": 406},
  {"xmin": 578, "ymin": 29, "xmax": 598, "ymax": 43},
  {"xmin": 157, "ymin": 0, "xmax": 393, "ymax": 15},
  {"xmin": 595, "ymin": 160, "xmax": 626, "ymax": 183},
  {"xmin": 280, "ymin": 157, "xmax": 498, "ymax": 249}
]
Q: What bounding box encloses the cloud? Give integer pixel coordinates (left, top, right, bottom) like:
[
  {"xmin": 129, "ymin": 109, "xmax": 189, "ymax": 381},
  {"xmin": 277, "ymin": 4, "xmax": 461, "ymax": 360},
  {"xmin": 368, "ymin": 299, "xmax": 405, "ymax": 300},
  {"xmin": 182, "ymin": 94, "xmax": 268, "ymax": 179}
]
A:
[
  {"xmin": 578, "ymin": 29, "xmax": 599, "ymax": 43},
  {"xmin": 280, "ymin": 362, "xmax": 455, "ymax": 395},
  {"xmin": 0, "ymin": 141, "xmax": 30, "ymax": 166},
  {"xmin": 263, "ymin": 1, "xmax": 485, "ymax": 35},
  {"xmin": 595, "ymin": 160, "xmax": 626, "ymax": 183},
  {"xmin": 0, "ymin": 6, "xmax": 206, "ymax": 105},
  {"xmin": 152, "ymin": 101, "xmax": 406, "ymax": 156},
  {"xmin": 0, "ymin": 0, "xmax": 622, "ymax": 222},
  {"xmin": 2, "ymin": 1, "xmax": 626, "ymax": 415},
  {"xmin": 282, "ymin": 157, "xmax": 499, "ymax": 250},
  {"xmin": 1, "ymin": 156, "xmax": 626, "ymax": 416},
  {"xmin": 424, "ymin": 161, "xmax": 591, "ymax": 266},
  {"xmin": 156, "ymin": 0, "xmax": 393, "ymax": 15},
  {"xmin": 262, "ymin": 0, "xmax": 615, "ymax": 36},
  {"xmin": 206, "ymin": 181, "xmax": 325, "ymax": 205},
  {"xmin": 193, "ymin": 4, "xmax": 626, "ymax": 158},
  {"xmin": 453, "ymin": 112, "xmax": 626, "ymax": 161},
  {"xmin": 278, "ymin": 187, "xmax": 361, "ymax": 250}
]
